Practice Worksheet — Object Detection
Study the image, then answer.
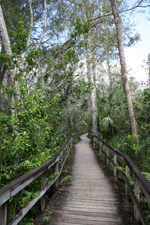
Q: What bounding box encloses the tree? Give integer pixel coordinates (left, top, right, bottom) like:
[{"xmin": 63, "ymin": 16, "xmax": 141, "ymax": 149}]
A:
[
  {"xmin": 109, "ymin": 0, "xmax": 138, "ymax": 139},
  {"xmin": 0, "ymin": 5, "xmax": 17, "ymax": 101},
  {"xmin": 81, "ymin": 1, "xmax": 99, "ymax": 137}
]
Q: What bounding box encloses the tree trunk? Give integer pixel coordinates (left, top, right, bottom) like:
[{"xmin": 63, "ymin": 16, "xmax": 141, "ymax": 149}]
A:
[
  {"xmin": 0, "ymin": 4, "xmax": 18, "ymax": 142},
  {"xmin": 109, "ymin": 0, "xmax": 138, "ymax": 137},
  {"xmin": 0, "ymin": 5, "xmax": 17, "ymax": 102},
  {"xmin": 91, "ymin": 65, "xmax": 99, "ymax": 137},
  {"xmin": 86, "ymin": 46, "xmax": 99, "ymax": 137},
  {"xmin": 81, "ymin": 2, "xmax": 99, "ymax": 137}
]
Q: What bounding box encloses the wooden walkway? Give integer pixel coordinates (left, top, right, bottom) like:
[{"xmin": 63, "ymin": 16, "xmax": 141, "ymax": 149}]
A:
[{"xmin": 34, "ymin": 134, "xmax": 138, "ymax": 225}]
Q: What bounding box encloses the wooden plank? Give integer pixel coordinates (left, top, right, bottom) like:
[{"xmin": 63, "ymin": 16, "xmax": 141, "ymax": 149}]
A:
[
  {"xmin": 6, "ymin": 135, "xmax": 74, "ymax": 225},
  {"xmin": 34, "ymin": 134, "xmax": 138, "ymax": 225},
  {"xmin": 94, "ymin": 135, "xmax": 150, "ymax": 203},
  {"xmin": 0, "ymin": 135, "xmax": 73, "ymax": 206}
]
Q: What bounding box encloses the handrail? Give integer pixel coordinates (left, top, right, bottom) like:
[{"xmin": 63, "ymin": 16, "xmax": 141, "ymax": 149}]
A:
[
  {"xmin": 89, "ymin": 131, "xmax": 150, "ymax": 225},
  {"xmin": 0, "ymin": 132, "xmax": 79, "ymax": 225}
]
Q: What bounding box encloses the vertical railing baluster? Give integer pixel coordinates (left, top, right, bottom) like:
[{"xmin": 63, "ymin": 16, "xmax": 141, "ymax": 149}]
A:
[
  {"xmin": 102, "ymin": 143, "xmax": 105, "ymax": 158},
  {"xmin": 91, "ymin": 134, "xmax": 93, "ymax": 145},
  {"xmin": 0, "ymin": 201, "xmax": 9, "ymax": 225},
  {"xmin": 93, "ymin": 136, "xmax": 95, "ymax": 148},
  {"xmin": 99, "ymin": 140, "xmax": 101, "ymax": 155},
  {"xmin": 106, "ymin": 147, "xmax": 109, "ymax": 166},
  {"xmin": 134, "ymin": 178, "xmax": 140, "ymax": 222},
  {"xmin": 97, "ymin": 138, "xmax": 99, "ymax": 151},
  {"xmin": 41, "ymin": 172, "xmax": 47, "ymax": 211},
  {"xmin": 69, "ymin": 137, "xmax": 73, "ymax": 153},
  {"xmin": 113, "ymin": 154, "xmax": 117, "ymax": 178},
  {"xmin": 125, "ymin": 165, "xmax": 130, "ymax": 194},
  {"xmin": 60, "ymin": 152, "xmax": 64, "ymax": 170},
  {"xmin": 55, "ymin": 162, "xmax": 59, "ymax": 190}
]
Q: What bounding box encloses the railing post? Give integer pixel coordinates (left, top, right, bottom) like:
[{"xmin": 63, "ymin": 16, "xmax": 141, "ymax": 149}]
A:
[
  {"xmin": 69, "ymin": 138, "xmax": 73, "ymax": 153},
  {"xmin": 93, "ymin": 136, "xmax": 95, "ymax": 148},
  {"xmin": 0, "ymin": 201, "xmax": 9, "ymax": 225},
  {"xmin": 134, "ymin": 178, "xmax": 140, "ymax": 222},
  {"xmin": 41, "ymin": 172, "xmax": 47, "ymax": 211},
  {"xmin": 61, "ymin": 151, "xmax": 64, "ymax": 168},
  {"xmin": 89, "ymin": 131, "xmax": 91, "ymax": 139},
  {"xmin": 55, "ymin": 162, "xmax": 59, "ymax": 190},
  {"xmin": 97, "ymin": 138, "xmax": 99, "ymax": 151},
  {"xmin": 102, "ymin": 143, "xmax": 105, "ymax": 158},
  {"xmin": 125, "ymin": 165, "xmax": 130, "ymax": 194},
  {"xmin": 78, "ymin": 132, "xmax": 80, "ymax": 140},
  {"xmin": 90, "ymin": 132, "xmax": 92, "ymax": 139},
  {"xmin": 106, "ymin": 147, "xmax": 109, "ymax": 166},
  {"xmin": 91, "ymin": 134, "xmax": 93, "ymax": 145},
  {"xmin": 99, "ymin": 141, "xmax": 101, "ymax": 154},
  {"xmin": 113, "ymin": 154, "xmax": 117, "ymax": 178}
]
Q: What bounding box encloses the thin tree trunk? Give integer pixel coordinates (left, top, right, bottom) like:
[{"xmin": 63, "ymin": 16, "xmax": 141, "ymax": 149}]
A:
[
  {"xmin": 0, "ymin": 5, "xmax": 19, "ymax": 167},
  {"xmin": 0, "ymin": 5, "xmax": 17, "ymax": 102},
  {"xmin": 82, "ymin": 2, "xmax": 99, "ymax": 137},
  {"xmin": 109, "ymin": 0, "xmax": 138, "ymax": 137},
  {"xmin": 86, "ymin": 46, "xmax": 99, "ymax": 137}
]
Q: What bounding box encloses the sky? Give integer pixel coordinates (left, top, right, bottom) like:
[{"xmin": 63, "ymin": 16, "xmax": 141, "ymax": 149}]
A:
[{"xmin": 124, "ymin": 7, "xmax": 150, "ymax": 84}]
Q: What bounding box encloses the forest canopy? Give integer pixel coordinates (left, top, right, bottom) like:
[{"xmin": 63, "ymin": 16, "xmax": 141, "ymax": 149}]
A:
[{"xmin": 0, "ymin": 0, "xmax": 150, "ymax": 223}]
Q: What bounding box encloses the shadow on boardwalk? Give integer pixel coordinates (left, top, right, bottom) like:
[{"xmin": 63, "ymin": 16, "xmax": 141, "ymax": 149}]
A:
[{"xmin": 34, "ymin": 134, "xmax": 138, "ymax": 225}]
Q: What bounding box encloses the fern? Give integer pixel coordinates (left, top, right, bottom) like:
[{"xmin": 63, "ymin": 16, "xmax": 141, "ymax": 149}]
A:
[
  {"xmin": 59, "ymin": 175, "xmax": 72, "ymax": 185},
  {"xmin": 142, "ymin": 172, "xmax": 150, "ymax": 182},
  {"xmin": 101, "ymin": 116, "xmax": 114, "ymax": 130}
]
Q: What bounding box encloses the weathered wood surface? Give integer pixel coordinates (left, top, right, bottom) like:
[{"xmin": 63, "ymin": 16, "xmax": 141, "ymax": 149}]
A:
[
  {"xmin": 34, "ymin": 134, "xmax": 138, "ymax": 225},
  {"xmin": 92, "ymin": 133, "xmax": 150, "ymax": 225},
  {"xmin": 0, "ymin": 134, "xmax": 76, "ymax": 225},
  {"xmin": 92, "ymin": 134, "xmax": 150, "ymax": 203}
]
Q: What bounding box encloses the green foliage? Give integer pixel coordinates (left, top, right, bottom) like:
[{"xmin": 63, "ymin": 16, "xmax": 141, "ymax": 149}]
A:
[
  {"xmin": 0, "ymin": 76, "xmax": 62, "ymax": 184},
  {"xmin": 25, "ymin": 48, "xmax": 40, "ymax": 71},
  {"xmin": 59, "ymin": 175, "xmax": 72, "ymax": 185},
  {"xmin": 9, "ymin": 21, "xmax": 29, "ymax": 55},
  {"xmin": 43, "ymin": 211, "xmax": 51, "ymax": 222},
  {"xmin": 101, "ymin": 116, "xmax": 114, "ymax": 130},
  {"xmin": 19, "ymin": 218, "xmax": 34, "ymax": 225},
  {"xmin": 123, "ymin": 135, "xmax": 140, "ymax": 161},
  {"xmin": 21, "ymin": 190, "xmax": 39, "ymax": 208},
  {"xmin": 142, "ymin": 172, "xmax": 150, "ymax": 182},
  {"xmin": 70, "ymin": 16, "xmax": 91, "ymax": 46},
  {"xmin": 0, "ymin": 13, "xmax": 94, "ymax": 222}
]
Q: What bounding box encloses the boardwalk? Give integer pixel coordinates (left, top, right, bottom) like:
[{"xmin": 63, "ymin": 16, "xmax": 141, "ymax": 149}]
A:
[{"xmin": 34, "ymin": 134, "xmax": 138, "ymax": 225}]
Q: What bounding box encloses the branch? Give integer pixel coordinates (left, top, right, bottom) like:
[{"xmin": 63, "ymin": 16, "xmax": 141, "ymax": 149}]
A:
[
  {"xmin": 53, "ymin": 78, "xmax": 67, "ymax": 90},
  {"xmin": 89, "ymin": 0, "xmax": 148, "ymax": 22},
  {"xmin": 26, "ymin": 0, "xmax": 33, "ymax": 48},
  {"xmin": 53, "ymin": 38, "xmax": 71, "ymax": 59},
  {"xmin": 65, "ymin": 0, "xmax": 81, "ymax": 6},
  {"xmin": 137, "ymin": 4, "xmax": 150, "ymax": 8},
  {"xmin": 36, "ymin": 0, "xmax": 47, "ymax": 48}
]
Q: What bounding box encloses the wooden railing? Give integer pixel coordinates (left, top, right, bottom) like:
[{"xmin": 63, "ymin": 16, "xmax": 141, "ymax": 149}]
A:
[
  {"xmin": 0, "ymin": 132, "xmax": 79, "ymax": 225},
  {"xmin": 89, "ymin": 131, "xmax": 150, "ymax": 225}
]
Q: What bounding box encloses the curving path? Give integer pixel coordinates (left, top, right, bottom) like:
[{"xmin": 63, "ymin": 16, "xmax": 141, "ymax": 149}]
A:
[{"xmin": 34, "ymin": 134, "xmax": 138, "ymax": 225}]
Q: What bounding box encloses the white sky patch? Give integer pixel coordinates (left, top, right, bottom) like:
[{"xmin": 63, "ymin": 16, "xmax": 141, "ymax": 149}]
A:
[
  {"xmin": 125, "ymin": 47, "xmax": 148, "ymax": 81},
  {"xmin": 124, "ymin": 12, "xmax": 150, "ymax": 84}
]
